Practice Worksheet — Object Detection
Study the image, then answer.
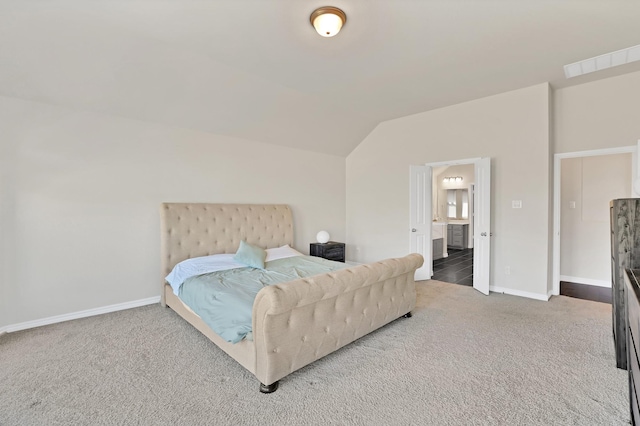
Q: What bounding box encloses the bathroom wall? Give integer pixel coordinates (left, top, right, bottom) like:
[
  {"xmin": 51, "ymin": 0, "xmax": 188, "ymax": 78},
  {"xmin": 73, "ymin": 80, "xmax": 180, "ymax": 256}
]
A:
[{"xmin": 434, "ymin": 164, "xmax": 475, "ymax": 221}]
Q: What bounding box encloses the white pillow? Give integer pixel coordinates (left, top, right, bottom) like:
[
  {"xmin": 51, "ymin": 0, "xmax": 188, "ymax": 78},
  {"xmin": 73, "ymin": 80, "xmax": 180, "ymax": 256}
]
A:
[{"xmin": 265, "ymin": 245, "xmax": 303, "ymax": 262}]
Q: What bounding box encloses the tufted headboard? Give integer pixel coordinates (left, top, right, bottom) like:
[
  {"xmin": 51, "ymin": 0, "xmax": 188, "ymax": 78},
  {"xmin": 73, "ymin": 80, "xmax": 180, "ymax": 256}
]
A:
[{"xmin": 160, "ymin": 203, "xmax": 294, "ymax": 295}]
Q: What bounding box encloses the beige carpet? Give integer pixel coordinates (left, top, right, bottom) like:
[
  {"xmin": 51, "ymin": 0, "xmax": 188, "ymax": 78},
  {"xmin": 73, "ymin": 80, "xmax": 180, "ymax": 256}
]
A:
[{"xmin": 0, "ymin": 280, "xmax": 629, "ymax": 425}]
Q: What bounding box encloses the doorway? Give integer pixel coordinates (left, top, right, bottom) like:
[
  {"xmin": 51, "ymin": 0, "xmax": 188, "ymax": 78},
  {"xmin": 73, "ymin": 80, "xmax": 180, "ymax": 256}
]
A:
[
  {"xmin": 410, "ymin": 157, "xmax": 491, "ymax": 295},
  {"xmin": 431, "ymin": 165, "xmax": 475, "ymax": 286},
  {"xmin": 552, "ymin": 146, "xmax": 637, "ymax": 297}
]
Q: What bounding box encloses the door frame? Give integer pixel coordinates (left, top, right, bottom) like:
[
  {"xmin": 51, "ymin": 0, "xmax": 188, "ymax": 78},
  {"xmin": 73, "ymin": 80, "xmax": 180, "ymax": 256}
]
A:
[
  {"xmin": 415, "ymin": 157, "xmax": 491, "ymax": 294},
  {"xmin": 468, "ymin": 183, "xmax": 475, "ymax": 249},
  {"xmin": 551, "ymin": 145, "xmax": 637, "ymax": 296}
]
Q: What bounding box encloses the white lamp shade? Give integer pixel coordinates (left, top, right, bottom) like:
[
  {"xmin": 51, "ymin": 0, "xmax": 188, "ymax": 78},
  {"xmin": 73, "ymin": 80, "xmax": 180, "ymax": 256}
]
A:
[
  {"xmin": 316, "ymin": 230, "xmax": 330, "ymax": 243},
  {"xmin": 312, "ymin": 12, "xmax": 344, "ymax": 37}
]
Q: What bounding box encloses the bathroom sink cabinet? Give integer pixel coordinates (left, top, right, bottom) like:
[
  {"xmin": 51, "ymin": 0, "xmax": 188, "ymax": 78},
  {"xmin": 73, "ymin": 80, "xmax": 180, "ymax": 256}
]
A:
[{"xmin": 447, "ymin": 224, "xmax": 468, "ymax": 250}]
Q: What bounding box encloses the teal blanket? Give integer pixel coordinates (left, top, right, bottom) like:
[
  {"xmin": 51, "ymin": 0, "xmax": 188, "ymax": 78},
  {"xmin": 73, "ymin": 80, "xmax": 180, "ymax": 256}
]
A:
[{"xmin": 178, "ymin": 256, "xmax": 347, "ymax": 343}]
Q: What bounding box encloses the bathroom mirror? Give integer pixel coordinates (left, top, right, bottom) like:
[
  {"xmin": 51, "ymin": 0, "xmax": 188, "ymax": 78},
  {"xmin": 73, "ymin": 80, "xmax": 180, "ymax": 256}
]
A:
[{"xmin": 446, "ymin": 189, "xmax": 469, "ymax": 219}]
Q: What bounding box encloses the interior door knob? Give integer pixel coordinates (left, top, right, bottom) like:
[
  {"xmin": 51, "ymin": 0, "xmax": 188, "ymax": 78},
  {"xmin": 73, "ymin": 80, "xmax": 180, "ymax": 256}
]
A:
[
  {"xmin": 481, "ymin": 232, "xmax": 487, "ymax": 236},
  {"xmin": 411, "ymin": 228, "xmax": 417, "ymax": 232}
]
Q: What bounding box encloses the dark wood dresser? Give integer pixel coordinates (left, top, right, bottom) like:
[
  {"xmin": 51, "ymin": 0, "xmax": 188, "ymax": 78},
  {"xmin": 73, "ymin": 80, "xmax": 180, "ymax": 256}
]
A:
[
  {"xmin": 310, "ymin": 241, "xmax": 345, "ymax": 263},
  {"xmin": 611, "ymin": 199, "xmax": 640, "ymax": 370},
  {"xmin": 625, "ymin": 269, "xmax": 640, "ymax": 424}
]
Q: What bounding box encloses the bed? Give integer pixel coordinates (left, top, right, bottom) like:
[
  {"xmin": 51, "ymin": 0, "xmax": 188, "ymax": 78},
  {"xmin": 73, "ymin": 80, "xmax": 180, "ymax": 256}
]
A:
[{"xmin": 160, "ymin": 203, "xmax": 423, "ymax": 393}]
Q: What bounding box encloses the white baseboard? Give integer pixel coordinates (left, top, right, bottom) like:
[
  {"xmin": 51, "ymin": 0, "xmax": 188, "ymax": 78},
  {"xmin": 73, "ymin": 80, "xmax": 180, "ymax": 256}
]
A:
[
  {"xmin": 559, "ymin": 275, "xmax": 610, "ymax": 288},
  {"xmin": 489, "ymin": 285, "xmax": 550, "ymax": 301},
  {"xmin": 0, "ymin": 328, "xmax": 7, "ymax": 338},
  {"xmin": 2, "ymin": 296, "xmax": 161, "ymax": 334}
]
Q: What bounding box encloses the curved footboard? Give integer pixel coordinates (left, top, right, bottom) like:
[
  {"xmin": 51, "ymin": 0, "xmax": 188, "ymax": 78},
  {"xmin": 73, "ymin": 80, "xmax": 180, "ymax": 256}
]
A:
[{"xmin": 252, "ymin": 253, "xmax": 424, "ymax": 388}]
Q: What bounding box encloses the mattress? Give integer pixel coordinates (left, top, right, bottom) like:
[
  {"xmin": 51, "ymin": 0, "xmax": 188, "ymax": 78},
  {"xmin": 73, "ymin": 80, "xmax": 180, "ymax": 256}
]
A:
[{"xmin": 178, "ymin": 255, "xmax": 347, "ymax": 343}]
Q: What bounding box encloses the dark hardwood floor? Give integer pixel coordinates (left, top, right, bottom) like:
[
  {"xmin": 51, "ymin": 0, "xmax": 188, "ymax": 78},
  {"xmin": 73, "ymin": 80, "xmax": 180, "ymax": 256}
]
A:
[
  {"xmin": 433, "ymin": 248, "xmax": 473, "ymax": 286},
  {"xmin": 560, "ymin": 281, "xmax": 612, "ymax": 304},
  {"xmin": 433, "ymin": 250, "xmax": 611, "ymax": 304}
]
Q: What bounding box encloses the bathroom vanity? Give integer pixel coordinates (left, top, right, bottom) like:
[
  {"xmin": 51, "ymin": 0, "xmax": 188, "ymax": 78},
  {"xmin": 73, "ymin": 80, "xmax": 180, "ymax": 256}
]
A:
[
  {"xmin": 447, "ymin": 222, "xmax": 469, "ymax": 250},
  {"xmin": 432, "ymin": 222, "xmax": 447, "ymax": 260}
]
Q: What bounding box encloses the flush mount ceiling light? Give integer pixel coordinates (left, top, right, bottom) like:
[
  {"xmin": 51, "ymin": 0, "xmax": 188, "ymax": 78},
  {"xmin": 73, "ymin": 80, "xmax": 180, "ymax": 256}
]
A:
[
  {"xmin": 564, "ymin": 44, "xmax": 640, "ymax": 78},
  {"xmin": 310, "ymin": 6, "xmax": 346, "ymax": 37}
]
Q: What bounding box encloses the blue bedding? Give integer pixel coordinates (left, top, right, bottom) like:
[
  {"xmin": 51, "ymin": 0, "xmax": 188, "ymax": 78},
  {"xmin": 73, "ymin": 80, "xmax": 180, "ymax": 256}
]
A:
[{"xmin": 178, "ymin": 255, "xmax": 347, "ymax": 343}]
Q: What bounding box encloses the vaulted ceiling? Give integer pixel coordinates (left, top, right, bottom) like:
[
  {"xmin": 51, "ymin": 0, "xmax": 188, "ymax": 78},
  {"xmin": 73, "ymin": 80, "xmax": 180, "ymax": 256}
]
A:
[{"xmin": 2, "ymin": 1, "xmax": 639, "ymax": 157}]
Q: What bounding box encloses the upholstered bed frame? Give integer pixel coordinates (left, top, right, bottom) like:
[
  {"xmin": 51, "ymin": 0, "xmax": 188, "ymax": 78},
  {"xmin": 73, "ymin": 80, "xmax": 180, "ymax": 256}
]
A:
[{"xmin": 160, "ymin": 203, "xmax": 423, "ymax": 393}]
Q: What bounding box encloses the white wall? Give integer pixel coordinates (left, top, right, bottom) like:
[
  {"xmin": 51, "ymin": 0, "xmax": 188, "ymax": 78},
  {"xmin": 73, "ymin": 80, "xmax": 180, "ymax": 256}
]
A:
[
  {"xmin": 0, "ymin": 147, "xmax": 9, "ymax": 330},
  {"xmin": 346, "ymin": 83, "xmax": 551, "ymax": 298},
  {"xmin": 0, "ymin": 95, "xmax": 346, "ymax": 328},
  {"xmin": 554, "ymin": 71, "xmax": 640, "ymax": 154},
  {"xmin": 560, "ymin": 154, "xmax": 631, "ymax": 285}
]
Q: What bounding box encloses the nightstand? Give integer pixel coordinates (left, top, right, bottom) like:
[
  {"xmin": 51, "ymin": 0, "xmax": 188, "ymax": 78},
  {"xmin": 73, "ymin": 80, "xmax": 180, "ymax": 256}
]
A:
[{"xmin": 310, "ymin": 241, "xmax": 345, "ymax": 263}]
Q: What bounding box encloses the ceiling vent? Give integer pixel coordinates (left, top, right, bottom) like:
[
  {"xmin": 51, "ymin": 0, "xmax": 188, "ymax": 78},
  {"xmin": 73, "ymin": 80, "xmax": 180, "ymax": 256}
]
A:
[{"xmin": 564, "ymin": 44, "xmax": 640, "ymax": 78}]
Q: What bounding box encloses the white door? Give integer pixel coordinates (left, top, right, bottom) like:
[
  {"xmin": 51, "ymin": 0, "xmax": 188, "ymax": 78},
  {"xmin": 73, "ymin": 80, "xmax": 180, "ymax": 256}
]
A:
[
  {"xmin": 410, "ymin": 165, "xmax": 432, "ymax": 280},
  {"xmin": 468, "ymin": 183, "xmax": 475, "ymax": 249},
  {"xmin": 473, "ymin": 157, "xmax": 491, "ymax": 295}
]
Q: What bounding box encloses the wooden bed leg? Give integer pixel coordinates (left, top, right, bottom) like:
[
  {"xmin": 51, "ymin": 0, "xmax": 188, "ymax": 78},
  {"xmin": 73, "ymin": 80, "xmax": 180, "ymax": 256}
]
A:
[
  {"xmin": 259, "ymin": 381, "xmax": 279, "ymax": 394},
  {"xmin": 403, "ymin": 312, "xmax": 412, "ymax": 318}
]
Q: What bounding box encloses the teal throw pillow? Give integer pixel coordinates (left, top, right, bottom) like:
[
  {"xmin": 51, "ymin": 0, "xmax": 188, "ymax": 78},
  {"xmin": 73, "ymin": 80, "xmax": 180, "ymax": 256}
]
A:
[{"xmin": 234, "ymin": 240, "xmax": 267, "ymax": 269}]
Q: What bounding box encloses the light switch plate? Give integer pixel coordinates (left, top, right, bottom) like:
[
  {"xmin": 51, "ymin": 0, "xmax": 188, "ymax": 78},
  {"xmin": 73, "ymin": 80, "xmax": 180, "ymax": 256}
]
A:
[{"xmin": 512, "ymin": 200, "xmax": 522, "ymax": 209}]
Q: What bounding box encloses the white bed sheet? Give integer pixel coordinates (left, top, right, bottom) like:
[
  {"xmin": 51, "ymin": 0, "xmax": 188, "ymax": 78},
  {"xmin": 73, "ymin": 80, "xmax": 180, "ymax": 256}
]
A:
[{"xmin": 165, "ymin": 245, "xmax": 303, "ymax": 294}]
